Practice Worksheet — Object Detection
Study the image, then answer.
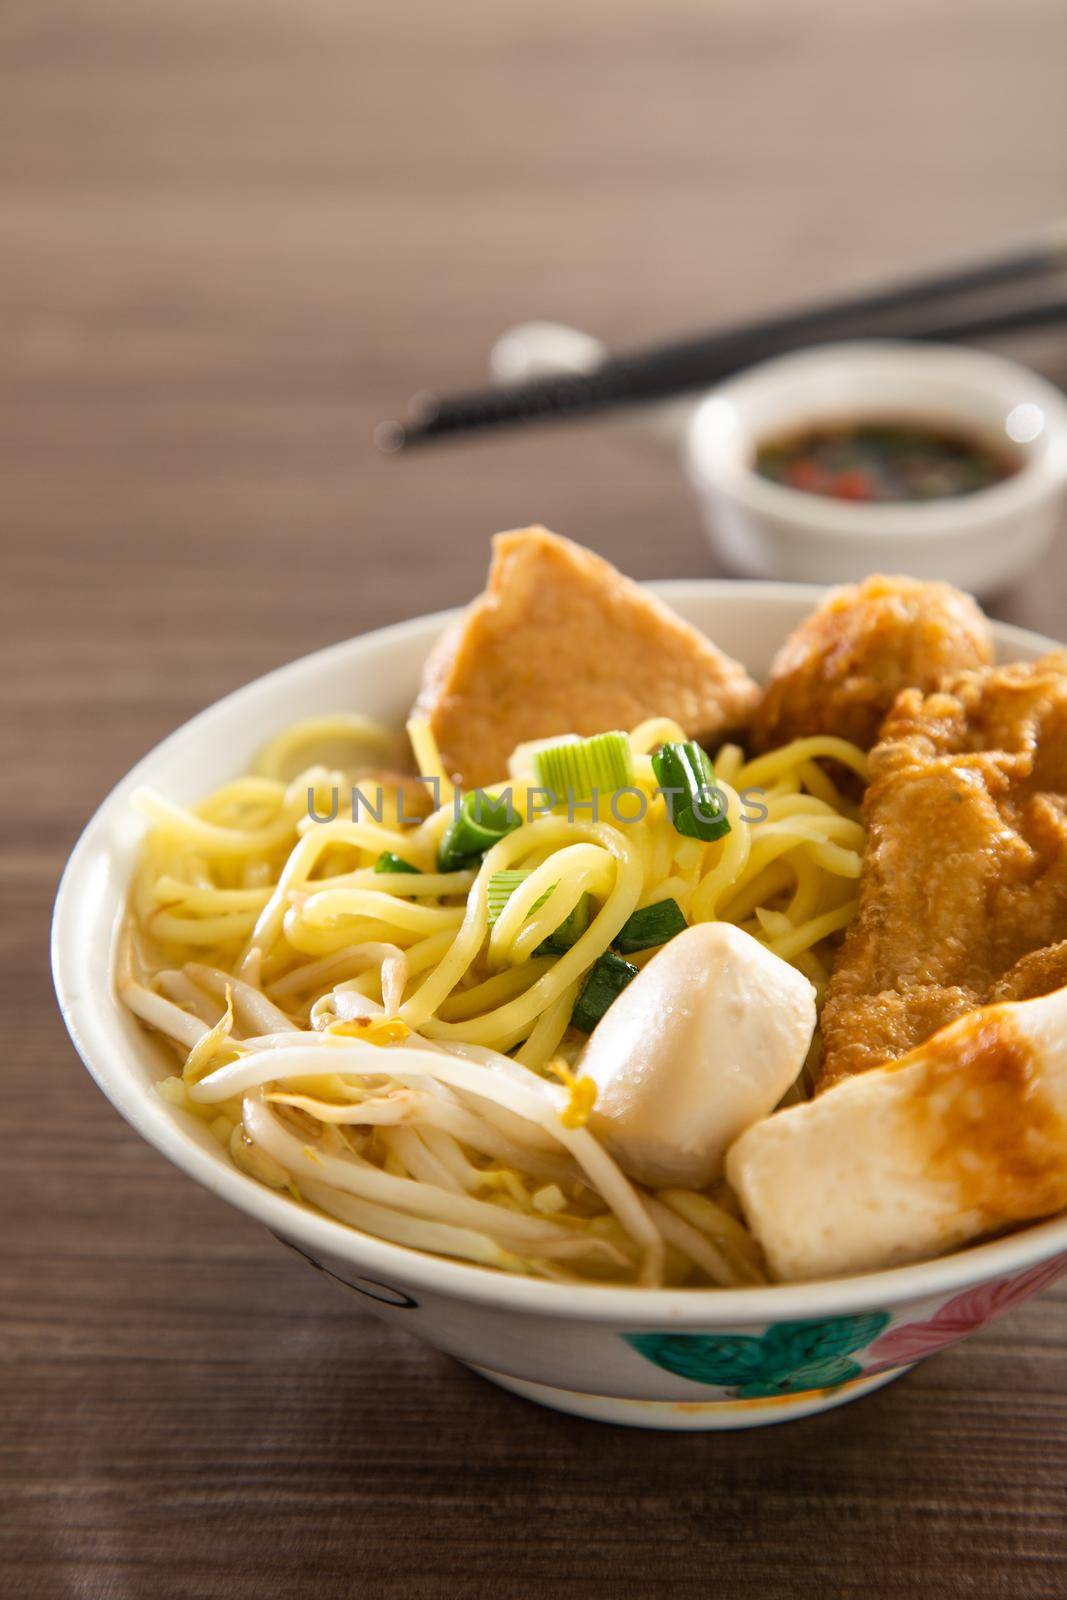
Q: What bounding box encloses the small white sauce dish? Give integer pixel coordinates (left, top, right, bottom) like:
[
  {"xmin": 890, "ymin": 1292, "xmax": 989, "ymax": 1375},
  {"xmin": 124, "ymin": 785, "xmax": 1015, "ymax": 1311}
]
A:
[
  {"xmin": 491, "ymin": 327, "xmax": 1067, "ymax": 597},
  {"xmin": 686, "ymin": 341, "xmax": 1067, "ymax": 596}
]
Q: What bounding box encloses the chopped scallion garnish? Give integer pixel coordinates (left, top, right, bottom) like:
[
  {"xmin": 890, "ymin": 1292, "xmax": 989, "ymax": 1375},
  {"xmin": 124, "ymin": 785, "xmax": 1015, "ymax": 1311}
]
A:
[
  {"xmin": 614, "ymin": 897, "xmax": 687, "ymax": 953},
  {"xmin": 486, "ymin": 869, "xmax": 550, "ymax": 927},
  {"xmin": 437, "ymin": 791, "xmax": 521, "ymax": 871},
  {"xmin": 538, "ymin": 893, "xmax": 591, "ymax": 955},
  {"xmin": 651, "ymin": 741, "xmax": 731, "ymax": 842},
  {"xmin": 507, "ymin": 733, "xmax": 579, "ymax": 780},
  {"xmin": 571, "ymin": 951, "xmax": 639, "ymax": 1033},
  {"xmin": 532, "ymin": 730, "xmax": 633, "ymax": 803},
  {"xmin": 485, "ymin": 869, "xmax": 591, "ymax": 953},
  {"xmin": 374, "ymin": 851, "xmax": 420, "ymax": 875}
]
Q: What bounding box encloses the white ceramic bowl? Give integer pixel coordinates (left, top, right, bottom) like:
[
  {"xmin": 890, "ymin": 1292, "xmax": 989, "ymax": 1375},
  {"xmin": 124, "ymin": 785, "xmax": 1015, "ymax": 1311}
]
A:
[
  {"xmin": 490, "ymin": 325, "xmax": 1067, "ymax": 597},
  {"xmin": 686, "ymin": 343, "xmax": 1067, "ymax": 595},
  {"xmin": 52, "ymin": 584, "xmax": 1067, "ymax": 1430}
]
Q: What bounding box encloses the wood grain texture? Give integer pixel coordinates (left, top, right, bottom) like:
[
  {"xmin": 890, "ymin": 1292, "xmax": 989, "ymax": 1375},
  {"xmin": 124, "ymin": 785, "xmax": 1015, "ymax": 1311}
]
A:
[{"xmin": 4, "ymin": 1, "xmax": 1067, "ymax": 1595}]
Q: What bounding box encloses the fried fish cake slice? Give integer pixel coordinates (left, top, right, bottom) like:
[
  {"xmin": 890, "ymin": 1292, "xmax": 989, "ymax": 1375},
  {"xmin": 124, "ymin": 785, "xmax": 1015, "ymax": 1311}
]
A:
[
  {"xmin": 412, "ymin": 527, "xmax": 759, "ymax": 789},
  {"xmin": 729, "ymin": 988, "xmax": 1067, "ymax": 1282}
]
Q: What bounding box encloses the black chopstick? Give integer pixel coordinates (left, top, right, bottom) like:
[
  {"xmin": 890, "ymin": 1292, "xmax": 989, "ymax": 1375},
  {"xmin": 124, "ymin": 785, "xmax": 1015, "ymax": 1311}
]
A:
[
  {"xmin": 378, "ymin": 232, "xmax": 1067, "ymax": 451},
  {"xmin": 906, "ymin": 296, "xmax": 1067, "ymax": 344}
]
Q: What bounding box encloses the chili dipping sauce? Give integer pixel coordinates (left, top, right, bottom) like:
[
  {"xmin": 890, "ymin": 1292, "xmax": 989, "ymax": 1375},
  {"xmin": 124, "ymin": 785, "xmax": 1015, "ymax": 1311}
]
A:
[{"xmin": 754, "ymin": 418, "xmax": 1020, "ymax": 504}]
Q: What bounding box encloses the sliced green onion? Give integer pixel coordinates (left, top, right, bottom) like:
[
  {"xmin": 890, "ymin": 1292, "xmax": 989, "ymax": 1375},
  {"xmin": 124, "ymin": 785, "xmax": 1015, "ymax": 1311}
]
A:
[
  {"xmin": 437, "ymin": 791, "xmax": 521, "ymax": 871},
  {"xmin": 537, "ymin": 893, "xmax": 591, "ymax": 955},
  {"xmin": 571, "ymin": 952, "xmax": 639, "ymax": 1034},
  {"xmin": 532, "ymin": 730, "xmax": 633, "ymax": 803},
  {"xmin": 486, "ymin": 869, "xmax": 550, "ymax": 927},
  {"xmin": 651, "ymin": 741, "xmax": 731, "ymax": 842},
  {"xmin": 486, "ymin": 870, "xmax": 590, "ymax": 953},
  {"xmin": 507, "ymin": 733, "xmax": 579, "ymax": 779},
  {"xmin": 614, "ymin": 897, "xmax": 687, "ymax": 954},
  {"xmin": 374, "ymin": 851, "xmax": 420, "ymax": 875}
]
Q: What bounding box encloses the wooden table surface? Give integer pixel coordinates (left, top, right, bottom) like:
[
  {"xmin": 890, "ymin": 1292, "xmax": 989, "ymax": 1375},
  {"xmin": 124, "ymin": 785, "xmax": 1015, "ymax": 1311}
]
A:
[{"xmin": 6, "ymin": 2, "xmax": 1067, "ymax": 1595}]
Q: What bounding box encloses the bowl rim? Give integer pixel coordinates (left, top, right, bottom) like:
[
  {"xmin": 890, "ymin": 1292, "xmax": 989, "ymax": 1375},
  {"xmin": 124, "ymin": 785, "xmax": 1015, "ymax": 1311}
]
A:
[
  {"xmin": 687, "ymin": 340, "xmax": 1067, "ymax": 541},
  {"xmin": 51, "ymin": 579, "xmax": 1067, "ymax": 1326}
]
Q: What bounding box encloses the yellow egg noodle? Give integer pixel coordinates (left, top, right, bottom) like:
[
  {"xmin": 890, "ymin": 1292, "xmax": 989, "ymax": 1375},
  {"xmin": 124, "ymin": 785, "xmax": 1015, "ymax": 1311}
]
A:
[{"xmin": 119, "ymin": 715, "xmax": 868, "ymax": 1289}]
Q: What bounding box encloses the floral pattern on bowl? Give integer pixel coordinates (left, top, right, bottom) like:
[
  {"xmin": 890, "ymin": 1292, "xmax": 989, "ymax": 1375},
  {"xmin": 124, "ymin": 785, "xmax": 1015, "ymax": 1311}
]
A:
[
  {"xmin": 625, "ymin": 1312, "xmax": 890, "ymax": 1397},
  {"xmin": 625, "ymin": 1252, "xmax": 1067, "ymax": 1402},
  {"xmin": 864, "ymin": 1252, "xmax": 1067, "ymax": 1370}
]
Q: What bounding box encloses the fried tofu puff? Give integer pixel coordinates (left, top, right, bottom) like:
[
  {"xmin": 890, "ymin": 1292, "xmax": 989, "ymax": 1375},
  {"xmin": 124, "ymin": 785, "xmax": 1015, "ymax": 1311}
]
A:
[{"xmin": 751, "ymin": 574, "xmax": 993, "ymax": 753}]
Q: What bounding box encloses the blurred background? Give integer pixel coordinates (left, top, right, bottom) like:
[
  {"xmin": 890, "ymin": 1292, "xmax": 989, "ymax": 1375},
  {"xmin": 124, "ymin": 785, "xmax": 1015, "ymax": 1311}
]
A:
[
  {"xmin": 7, "ymin": 1, "xmax": 1067, "ymax": 767},
  {"xmin": 7, "ymin": 4, "xmax": 1067, "ymax": 1593}
]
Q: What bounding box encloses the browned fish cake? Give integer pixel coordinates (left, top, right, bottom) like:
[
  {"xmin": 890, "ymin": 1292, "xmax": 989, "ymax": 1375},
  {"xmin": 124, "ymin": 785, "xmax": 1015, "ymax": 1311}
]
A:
[{"xmin": 413, "ymin": 527, "xmax": 759, "ymax": 788}]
